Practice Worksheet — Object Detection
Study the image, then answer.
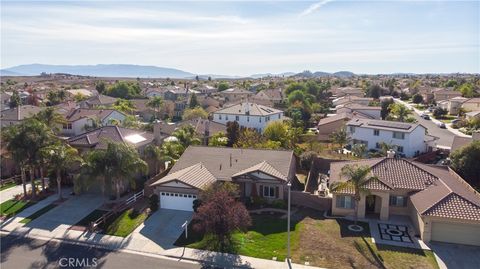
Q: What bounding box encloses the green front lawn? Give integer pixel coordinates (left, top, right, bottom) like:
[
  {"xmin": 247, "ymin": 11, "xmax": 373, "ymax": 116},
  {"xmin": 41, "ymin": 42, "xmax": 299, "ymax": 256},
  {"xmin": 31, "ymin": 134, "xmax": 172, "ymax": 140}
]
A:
[
  {"xmin": 176, "ymin": 210, "xmax": 438, "ymax": 269},
  {"xmin": 0, "ymin": 199, "xmax": 36, "ymax": 218},
  {"xmin": 0, "ymin": 182, "xmax": 17, "ymax": 191},
  {"xmin": 104, "ymin": 208, "xmax": 149, "ymax": 237},
  {"xmin": 75, "ymin": 209, "xmax": 108, "ymax": 227},
  {"xmin": 20, "ymin": 204, "xmax": 57, "ymax": 224}
]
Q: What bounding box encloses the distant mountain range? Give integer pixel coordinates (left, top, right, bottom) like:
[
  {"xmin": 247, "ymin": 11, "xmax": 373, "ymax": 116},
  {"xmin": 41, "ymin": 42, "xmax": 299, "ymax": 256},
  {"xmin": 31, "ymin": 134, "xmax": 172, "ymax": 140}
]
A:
[
  {"xmin": 0, "ymin": 64, "xmax": 195, "ymax": 78},
  {"xmin": 293, "ymin": 70, "xmax": 356, "ymax": 78},
  {"xmin": 0, "ymin": 63, "xmax": 356, "ymax": 79}
]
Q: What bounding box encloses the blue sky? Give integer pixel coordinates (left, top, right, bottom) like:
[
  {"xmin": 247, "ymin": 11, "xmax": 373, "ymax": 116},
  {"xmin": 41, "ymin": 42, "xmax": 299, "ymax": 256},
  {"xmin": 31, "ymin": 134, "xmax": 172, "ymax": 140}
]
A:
[{"xmin": 1, "ymin": 1, "xmax": 479, "ymax": 75}]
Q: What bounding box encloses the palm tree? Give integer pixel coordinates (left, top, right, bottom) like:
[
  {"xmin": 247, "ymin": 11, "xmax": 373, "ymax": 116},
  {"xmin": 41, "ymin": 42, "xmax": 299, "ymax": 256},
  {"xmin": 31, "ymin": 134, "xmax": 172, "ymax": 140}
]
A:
[
  {"xmin": 43, "ymin": 141, "xmax": 82, "ymax": 200},
  {"xmin": 34, "ymin": 107, "xmax": 67, "ymax": 134},
  {"xmin": 147, "ymin": 96, "xmax": 163, "ymax": 120},
  {"xmin": 77, "ymin": 141, "xmax": 148, "ymax": 201},
  {"xmin": 160, "ymin": 141, "xmax": 184, "ymax": 166},
  {"xmin": 172, "ymin": 125, "xmax": 201, "ymax": 148},
  {"xmin": 144, "ymin": 144, "xmax": 162, "ymax": 175},
  {"xmin": 2, "ymin": 118, "xmax": 54, "ymax": 199},
  {"xmin": 331, "ymin": 165, "xmax": 377, "ymax": 225}
]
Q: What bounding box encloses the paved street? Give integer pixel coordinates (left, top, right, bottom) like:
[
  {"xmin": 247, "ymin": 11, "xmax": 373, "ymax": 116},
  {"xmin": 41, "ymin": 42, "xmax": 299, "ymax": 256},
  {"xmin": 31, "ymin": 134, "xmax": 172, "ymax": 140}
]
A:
[
  {"xmin": 410, "ymin": 111, "xmax": 454, "ymax": 148},
  {"xmin": 0, "ymin": 234, "xmax": 202, "ymax": 269}
]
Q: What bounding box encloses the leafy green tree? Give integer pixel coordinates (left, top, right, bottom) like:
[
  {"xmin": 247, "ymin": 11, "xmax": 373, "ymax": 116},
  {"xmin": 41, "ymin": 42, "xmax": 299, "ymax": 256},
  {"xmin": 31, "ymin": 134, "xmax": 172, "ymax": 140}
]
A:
[
  {"xmin": 234, "ymin": 128, "xmax": 263, "ymax": 148},
  {"xmin": 381, "ymin": 99, "xmax": 394, "ymax": 119},
  {"xmin": 331, "ymin": 165, "xmax": 377, "ymax": 224},
  {"xmin": 105, "ymin": 81, "xmax": 142, "ymax": 99},
  {"xmin": 388, "ymin": 103, "xmax": 412, "ymax": 122},
  {"xmin": 285, "ymin": 82, "xmax": 307, "ymax": 95},
  {"xmin": 433, "ymin": 107, "xmax": 448, "ymax": 119},
  {"xmin": 42, "ymin": 141, "xmax": 82, "ymax": 200},
  {"xmin": 263, "ymin": 121, "xmax": 289, "ymax": 148},
  {"xmin": 330, "ymin": 128, "xmax": 349, "ymax": 150},
  {"xmin": 160, "ymin": 141, "xmax": 185, "ymax": 165},
  {"xmin": 412, "ymin": 94, "xmax": 423, "ymax": 104},
  {"xmin": 95, "ymin": 81, "xmax": 106, "ymax": 94},
  {"xmin": 352, "ymin": 144, "xmax": 367, "ymax": 158},
  {"xmin": 113, "ymin": 99, "xmax": 136, "ymax": 115},
  {"xmin": 450, "ymin": 141, "xmax": 480, "ymax": 188},
  {"xmin": 146, "ymin": 96, "xmax": 163, "ymax": 120},
  {"xmin": 300, "ymin": 151, "xmax": 317, "ymax": 170},
  {"xmin": 226, "ymin": 121, "xmax": 240, "ymax": 147},
  {"xmin": 458, "ymin": 83, "xmax": 477, "ymax": 98},
  {"xmin": 217, "ymin": 82, "xmax": 230, "ymax": 91},
  {"xmin": 189, "ymin": 93, "xmax": 199, "ymax": 108},
  {"xmin": 445, "ymin": 79, "xmax": 458, "ymax": 87},
  {"xmin": 9, "ymin": 90, "xmax": 21, "ymax": 108},
  {"xmin": 208, "ymin": 132, "xmax": 228, "ymax": 147},
  {"xmin": 74, "ymin": 93, "xmax": 88, "ymax": 102},
  {"xmin": 366, "ymin": 84, "xmax": 382, "ymax": 99},
  {"xmin": 183, "ymin": 107, "xmax": 208, "ymax": 120}
]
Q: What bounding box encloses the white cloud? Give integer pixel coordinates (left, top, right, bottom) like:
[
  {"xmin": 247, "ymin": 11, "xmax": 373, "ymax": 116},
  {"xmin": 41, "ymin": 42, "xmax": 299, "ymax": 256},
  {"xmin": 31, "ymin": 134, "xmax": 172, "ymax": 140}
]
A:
[{"xmin": 299, "ymin": 0, "xmax": 334, "ymax": 17}]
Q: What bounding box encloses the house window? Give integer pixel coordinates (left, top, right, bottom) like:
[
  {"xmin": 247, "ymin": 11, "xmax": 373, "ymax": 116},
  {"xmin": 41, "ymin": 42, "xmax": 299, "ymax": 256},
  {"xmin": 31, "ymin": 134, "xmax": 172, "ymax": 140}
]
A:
[
  {"xmin": 374, "ymin": 129, "xmax": 380, "ymax": 136},
  {"xmin": 336, "ymin": 195, "xmax": 354, "ymax": 209},
  {"xmin": 349, "ymin": 126, "xmax": 355, "ymax": 133},
  {"xmin": 68, "ymin": 123, "xmax": 72, "ymax": 129},
  {"xmin": 389, "ymin": 195, "xmax": 407, "ymax": 207},
  {"xmin": 397, "ymin": 146, "xmax": 404, "ymax": 153},
  {"xmin": 393, "ymin": 132, "xmax": 405, "ymax": 139},
  {"xmin": 247, "ymin": 116, "xmax": 249, "ymax": 122},
  {"xmin": 226, "ymin": 115, "xmax": 229, "ymax": 120},
  {"xmin": 259, "ymin": 117, "xmax": 262, "ymax": 123},
  {"xmin": 263, "ymin": 186, "xmax": 275, "ymax": 198},
  {"xmin": 219, "ymin": 115, "xmax": 222, "ymax": 120},
  {"xmin": 375, "ymin": 142, "xmax": 381, "ymax": 149},
  {"xmin": 236, "ymin": 116, "xmax": 239, "ymax": 121}
]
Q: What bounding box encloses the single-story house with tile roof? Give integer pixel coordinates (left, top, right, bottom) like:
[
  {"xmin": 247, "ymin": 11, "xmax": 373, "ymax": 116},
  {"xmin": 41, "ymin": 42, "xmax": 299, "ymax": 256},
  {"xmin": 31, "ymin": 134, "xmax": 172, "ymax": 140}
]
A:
[
  {"xmin": 316, "ymin": 111, "xmax": 374, "ymax": 141},
  {"xmin": 150, "ymin": 146, "xmax": 296, "ymax": 211},
  {"xmin": 79, "ymin": 94, "xmax": 118, "ymax": 108},
  {"xmin": 329, "ymin": 156, "xmax": 480, "ymax": 246}
]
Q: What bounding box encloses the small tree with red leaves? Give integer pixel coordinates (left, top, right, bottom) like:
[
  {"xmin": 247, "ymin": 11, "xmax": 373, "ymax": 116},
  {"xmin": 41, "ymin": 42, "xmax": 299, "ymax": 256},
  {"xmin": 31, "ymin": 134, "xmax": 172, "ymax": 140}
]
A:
[{"xmin": 193, "ymin": 188, "xmax": 251, "ymax": 251}]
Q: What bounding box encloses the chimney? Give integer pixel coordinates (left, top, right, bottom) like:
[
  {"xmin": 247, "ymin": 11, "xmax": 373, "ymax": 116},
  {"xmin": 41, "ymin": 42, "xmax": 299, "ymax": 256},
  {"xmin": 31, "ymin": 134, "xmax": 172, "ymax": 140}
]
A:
[
  {"xmin": 386, "ymin": 150, "xmax": 396, "ymax": 158},
  {"xmin": 244, "ymin": 102, "xmax": 250, "ymax": 115},
  {"xmin": 153, "ymin": 121, "xmax": 162, "ymax": 145}
]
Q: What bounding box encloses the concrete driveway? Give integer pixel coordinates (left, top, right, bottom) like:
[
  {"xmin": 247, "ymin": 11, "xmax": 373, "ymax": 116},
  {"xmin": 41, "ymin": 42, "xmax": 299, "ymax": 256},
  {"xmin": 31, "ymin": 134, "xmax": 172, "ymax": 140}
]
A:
[
  {"xmin": 430, "ymin": 242, "xmax": 480, "ymax": 269},
  {"xmin": 128, "ymin": 209, "xmax": 193, "ymax": 252},
  {"xmin": 24, "ymin": 194, "xmax": 103, "ymax": 232}
]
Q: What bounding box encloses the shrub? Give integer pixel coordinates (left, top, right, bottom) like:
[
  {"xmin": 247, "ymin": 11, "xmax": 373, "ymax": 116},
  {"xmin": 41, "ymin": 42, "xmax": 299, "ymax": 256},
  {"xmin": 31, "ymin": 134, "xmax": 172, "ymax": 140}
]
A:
[
  {"xmin": 412, "ymin": 94, "xmax": 423, "ymax": 104},
  {"xmin": 193, "ymin": 199, "xmax": 202, "ymax": 213},
  {"xmin": 149, "ymin": 194, "xmax": 159, "ymax": 212},
  {"xmin": 252, "ymin": 196, "xmax": 267, "ymax": 208},
  {"xmin": 271, "ymin": 199, "xmax": 287, "ymax": 209}
]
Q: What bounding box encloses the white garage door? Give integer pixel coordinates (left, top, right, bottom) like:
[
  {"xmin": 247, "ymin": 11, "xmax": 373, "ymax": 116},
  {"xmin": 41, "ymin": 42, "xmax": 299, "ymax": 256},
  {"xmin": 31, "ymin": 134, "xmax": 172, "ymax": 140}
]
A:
[
  {"xmin": 431, "ymin": 222, "xmax": 480, "ymax": 246},
  {"xmin": 160, "ymin": 192, "xmax": 196, "ymax": 211}
]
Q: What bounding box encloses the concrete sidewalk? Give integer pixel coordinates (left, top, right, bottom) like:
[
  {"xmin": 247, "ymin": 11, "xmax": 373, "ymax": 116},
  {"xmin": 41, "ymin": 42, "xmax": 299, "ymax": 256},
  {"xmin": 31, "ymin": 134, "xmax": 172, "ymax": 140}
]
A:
[
  {"xmin": 1, "ymin": 209, "xmax": 321, "ymax": 269},
  {"xmin": 0, "ymin": 179, "xmax": 51, "ymax": 204}
]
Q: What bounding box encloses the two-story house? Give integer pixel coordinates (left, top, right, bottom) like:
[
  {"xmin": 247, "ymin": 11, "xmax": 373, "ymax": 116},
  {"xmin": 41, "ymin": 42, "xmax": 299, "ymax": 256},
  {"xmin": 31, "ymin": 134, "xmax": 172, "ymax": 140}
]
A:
[
  {"xmin": 212, "ymin": 102, "xmax": 283, "ymax": 132},
  {"xmin": 62, "ymin": 108, "xmax": 127, "ymax": 136},
  {"xmin": 346, "ymin": 119, "xmax": 437, "ymax": 157}
]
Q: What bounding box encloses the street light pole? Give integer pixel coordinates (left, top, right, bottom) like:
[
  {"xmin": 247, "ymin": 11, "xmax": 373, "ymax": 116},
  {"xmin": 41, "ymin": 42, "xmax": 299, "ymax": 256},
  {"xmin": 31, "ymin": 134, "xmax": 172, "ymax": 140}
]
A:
[{"xmin": 287, "ymin": 181, "xmax": 292, "ymax": 262}]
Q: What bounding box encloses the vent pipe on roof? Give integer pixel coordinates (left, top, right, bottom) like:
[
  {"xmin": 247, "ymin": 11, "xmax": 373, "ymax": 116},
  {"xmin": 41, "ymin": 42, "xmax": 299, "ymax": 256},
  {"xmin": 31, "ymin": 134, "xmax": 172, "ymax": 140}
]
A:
[
  {"xmin": 230, "ymin": 153, "xmax": 232, "ymax": 167},
  {"xmin": 386, "ymin": 150, "xmax": 395, "ymax": 158}
]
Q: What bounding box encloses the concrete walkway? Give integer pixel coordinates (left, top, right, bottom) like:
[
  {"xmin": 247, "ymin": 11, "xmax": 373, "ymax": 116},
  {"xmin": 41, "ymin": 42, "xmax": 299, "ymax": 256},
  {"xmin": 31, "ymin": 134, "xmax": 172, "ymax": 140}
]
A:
[{"xmin": 0, "ymin": 179, "xmax": 50, "ymax": 204}]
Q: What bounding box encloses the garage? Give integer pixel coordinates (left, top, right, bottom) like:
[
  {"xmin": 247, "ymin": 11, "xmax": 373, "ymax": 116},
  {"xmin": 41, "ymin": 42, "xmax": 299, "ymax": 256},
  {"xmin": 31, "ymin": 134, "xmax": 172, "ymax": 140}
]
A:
[
  {"xmin": 159, "ymin": 192, "xmax": 197, "ymax": 211},
  {"xmin": 431, "ymin": 222, "xmax": 480, "ymax": 246}
]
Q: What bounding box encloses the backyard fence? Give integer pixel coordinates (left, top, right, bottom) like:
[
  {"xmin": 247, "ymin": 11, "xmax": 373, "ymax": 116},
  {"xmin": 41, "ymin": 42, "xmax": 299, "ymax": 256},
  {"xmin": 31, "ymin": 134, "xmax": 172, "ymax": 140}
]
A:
[{"xmin": 0, "ymin": 175, "xmax": 21, "ymax": 187}]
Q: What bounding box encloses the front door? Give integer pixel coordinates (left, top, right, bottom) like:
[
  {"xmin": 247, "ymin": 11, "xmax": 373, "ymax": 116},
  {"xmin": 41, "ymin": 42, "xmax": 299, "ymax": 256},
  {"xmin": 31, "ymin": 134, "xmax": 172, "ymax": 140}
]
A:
[{"xmin": 366, "ymin": 195, "xmax": 376, "ymax": 213}]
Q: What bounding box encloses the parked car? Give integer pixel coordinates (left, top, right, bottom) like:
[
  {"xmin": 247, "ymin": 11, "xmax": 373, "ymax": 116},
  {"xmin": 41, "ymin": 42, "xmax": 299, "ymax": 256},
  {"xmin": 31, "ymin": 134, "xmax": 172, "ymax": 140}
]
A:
[
  {"xmin": 436, "ymin": 122, "xmax": 446, "ymax": 128},
  {"xmin": 307, "ymin": 127, "xmax": 319, "ymax": 134},
  {"xmin": 421, "ymin": 114, "xmax": 430, "ymax": 120},
  {"xmin": 451, "ymin": 119, "xmax": 461, "ymax": 125}
]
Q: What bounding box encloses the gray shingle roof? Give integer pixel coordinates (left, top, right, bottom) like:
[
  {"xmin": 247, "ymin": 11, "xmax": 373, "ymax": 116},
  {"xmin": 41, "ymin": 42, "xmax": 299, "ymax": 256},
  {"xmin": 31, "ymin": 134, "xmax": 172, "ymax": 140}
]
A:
[
  {"xmin": 151, "ymin": 163, "xmax": 217, "ymax": 189},
  {"xmin": 1, "ymin": 105, "xmax": 43, "ymax": 121},
  {"xmin": 151, "ymin": 146, "xmax": 295, "ymax": 188},
  {"xmin": 68, "ymin": 126, "xmax": 154, "ymax": 149}
]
